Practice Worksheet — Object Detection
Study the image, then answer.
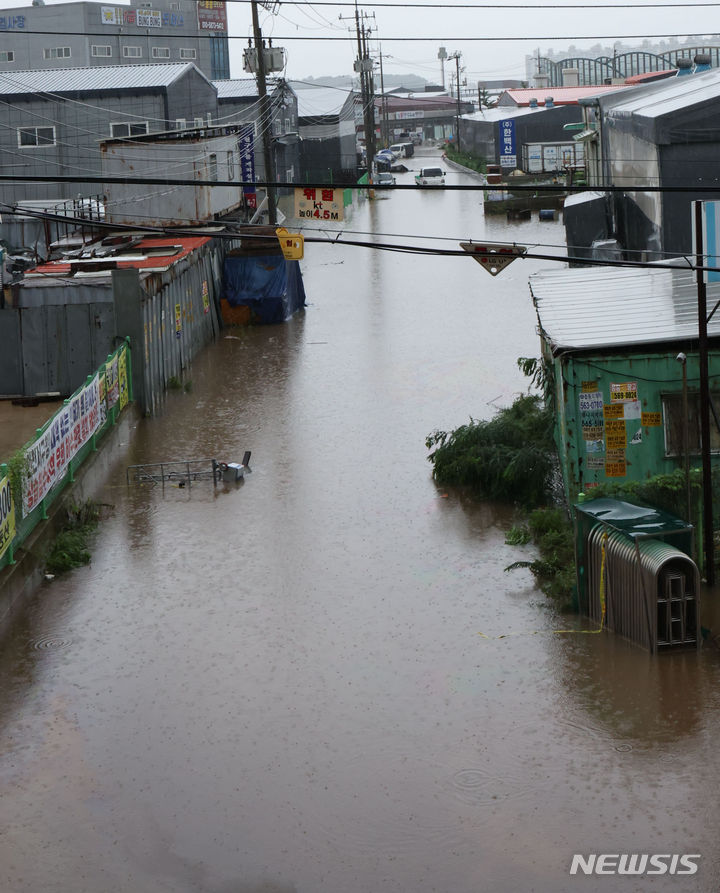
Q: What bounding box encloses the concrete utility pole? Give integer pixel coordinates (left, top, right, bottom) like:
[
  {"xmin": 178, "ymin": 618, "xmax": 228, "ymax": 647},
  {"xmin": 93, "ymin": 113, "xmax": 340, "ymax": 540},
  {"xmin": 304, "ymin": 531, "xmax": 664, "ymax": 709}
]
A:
[
  {"xmin": 354, "ymin": 5, "xmax": 376, "ymax": 180},
  {"xmin": 449, "ymin": 51, "xmax": 462, "ymax": 152},
  {"xmin": 250, "ymin": 0, "xmax": 277, "ymax": 224},
  {"xmin": 378, "ymin": 45, "xmax": 389, "ymax": 148}
]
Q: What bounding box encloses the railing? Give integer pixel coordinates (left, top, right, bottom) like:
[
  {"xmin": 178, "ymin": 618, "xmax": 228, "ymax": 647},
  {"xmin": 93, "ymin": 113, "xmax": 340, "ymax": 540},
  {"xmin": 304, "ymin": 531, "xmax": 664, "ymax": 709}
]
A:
[{"xmin": 0, "ymin": 338, "xmax": 133, "ymax": 571}]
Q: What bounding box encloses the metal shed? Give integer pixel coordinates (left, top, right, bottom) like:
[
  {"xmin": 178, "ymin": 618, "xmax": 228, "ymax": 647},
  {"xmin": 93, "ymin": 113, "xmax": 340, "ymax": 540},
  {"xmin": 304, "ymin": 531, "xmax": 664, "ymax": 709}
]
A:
[{"xmin": 575, "ymin": 498, "xmax": 699, "ymax": 653}]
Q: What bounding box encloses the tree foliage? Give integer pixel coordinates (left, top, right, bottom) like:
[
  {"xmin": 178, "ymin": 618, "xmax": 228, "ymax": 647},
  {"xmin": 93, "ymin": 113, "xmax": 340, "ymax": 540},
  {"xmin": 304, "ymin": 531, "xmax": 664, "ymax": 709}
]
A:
[{"xmin": 425, "ymin": 393, "xmax": 556, "ymax": 508}]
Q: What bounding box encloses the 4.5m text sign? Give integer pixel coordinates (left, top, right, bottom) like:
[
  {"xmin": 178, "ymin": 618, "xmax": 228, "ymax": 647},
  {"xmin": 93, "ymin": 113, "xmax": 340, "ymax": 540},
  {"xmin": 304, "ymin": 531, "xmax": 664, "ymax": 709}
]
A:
[{"xmin": 294, "ymin": 188, "xmax": 344, "ymax": 222}]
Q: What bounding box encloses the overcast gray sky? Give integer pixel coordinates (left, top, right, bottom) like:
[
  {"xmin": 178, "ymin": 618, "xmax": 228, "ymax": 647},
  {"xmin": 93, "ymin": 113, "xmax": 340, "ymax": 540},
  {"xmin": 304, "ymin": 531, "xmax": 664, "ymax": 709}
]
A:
[
  {"xmin": 1, "ymin": 0, "xmax": 717, "ymax": 82},
  {"xmin": 230, "ymin": 0, "xmax": 720, "ymax": 81}
]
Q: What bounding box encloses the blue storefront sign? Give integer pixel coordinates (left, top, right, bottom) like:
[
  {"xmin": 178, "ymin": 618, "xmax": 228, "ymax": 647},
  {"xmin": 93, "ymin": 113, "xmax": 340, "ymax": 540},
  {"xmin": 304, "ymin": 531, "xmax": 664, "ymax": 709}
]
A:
[{"xmin": 499, "ymin": 118, "xmax": 516, "ymax": 169}]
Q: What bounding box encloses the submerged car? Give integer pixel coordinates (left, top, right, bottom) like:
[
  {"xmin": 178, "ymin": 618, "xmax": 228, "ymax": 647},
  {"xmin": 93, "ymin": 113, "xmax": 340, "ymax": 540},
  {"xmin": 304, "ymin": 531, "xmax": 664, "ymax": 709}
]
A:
[
  {"xmin": 415, "ymin": 166, "xmax": 445, "ymax": 186},
  {"xmin": 376, "ymin": 172, "xmax": 396, "ymax": 186}
]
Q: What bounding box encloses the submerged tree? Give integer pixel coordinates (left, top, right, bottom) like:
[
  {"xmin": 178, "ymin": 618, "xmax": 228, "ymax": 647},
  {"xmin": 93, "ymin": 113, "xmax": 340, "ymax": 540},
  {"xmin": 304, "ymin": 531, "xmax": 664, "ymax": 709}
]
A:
[{"xmin": 425, "ymin": 392, "xmax": 556, "ymax": 508}]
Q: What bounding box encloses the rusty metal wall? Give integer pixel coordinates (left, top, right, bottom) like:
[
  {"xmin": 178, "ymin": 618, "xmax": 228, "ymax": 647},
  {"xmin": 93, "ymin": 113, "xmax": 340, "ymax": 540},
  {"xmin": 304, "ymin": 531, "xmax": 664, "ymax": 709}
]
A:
[
  {"xmin": 140, "ymin": 244, "xmax": 224, "ymax": 414},
  {"xmin": 0, "ymin": 301, "xmax": 116, "ymax": 398}
]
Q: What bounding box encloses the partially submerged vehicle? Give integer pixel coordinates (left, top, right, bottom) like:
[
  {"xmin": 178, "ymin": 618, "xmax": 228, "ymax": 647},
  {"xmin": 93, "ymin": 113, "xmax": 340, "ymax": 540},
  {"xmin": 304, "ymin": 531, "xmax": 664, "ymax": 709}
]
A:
[{"xmin": 414, "ymin": 166, "xmax": 445, "ymax": 186}]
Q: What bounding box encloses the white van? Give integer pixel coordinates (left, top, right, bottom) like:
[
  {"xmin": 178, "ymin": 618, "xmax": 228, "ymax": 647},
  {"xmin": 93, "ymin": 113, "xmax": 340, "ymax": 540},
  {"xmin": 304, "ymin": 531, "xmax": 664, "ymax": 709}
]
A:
[{"xmin": 415, "ymin": 166, "xmax": 445, "ymax": 186}]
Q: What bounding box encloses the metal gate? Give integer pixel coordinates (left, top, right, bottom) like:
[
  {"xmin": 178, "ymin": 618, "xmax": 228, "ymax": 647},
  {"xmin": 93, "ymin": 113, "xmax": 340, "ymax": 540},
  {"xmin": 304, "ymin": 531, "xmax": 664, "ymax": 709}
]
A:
[{"xmin": 587, "ymin": 525, "xmax": 700, "ymax": 653}]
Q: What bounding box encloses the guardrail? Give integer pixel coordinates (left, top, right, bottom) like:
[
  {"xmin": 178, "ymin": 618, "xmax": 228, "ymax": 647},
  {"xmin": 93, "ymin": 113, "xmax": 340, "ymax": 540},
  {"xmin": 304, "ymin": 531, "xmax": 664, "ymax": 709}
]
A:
[{"xmin": 0, "ymin": 338, "xmax": 133, "ymax": 571}]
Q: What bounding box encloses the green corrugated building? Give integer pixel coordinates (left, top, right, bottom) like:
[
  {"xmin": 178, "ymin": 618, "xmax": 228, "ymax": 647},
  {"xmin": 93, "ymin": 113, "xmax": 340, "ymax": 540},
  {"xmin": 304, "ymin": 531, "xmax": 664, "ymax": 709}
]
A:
[{"xmin": 529, "ymin": 264, "xmax": 720, "ymax": 506}]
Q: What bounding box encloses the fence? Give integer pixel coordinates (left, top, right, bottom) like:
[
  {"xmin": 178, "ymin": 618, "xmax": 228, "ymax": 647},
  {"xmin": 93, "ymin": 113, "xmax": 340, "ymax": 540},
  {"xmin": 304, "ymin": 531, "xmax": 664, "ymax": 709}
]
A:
[{"xmin": 0, "ymin": 338, "xmax": 133, "ymax": 572}]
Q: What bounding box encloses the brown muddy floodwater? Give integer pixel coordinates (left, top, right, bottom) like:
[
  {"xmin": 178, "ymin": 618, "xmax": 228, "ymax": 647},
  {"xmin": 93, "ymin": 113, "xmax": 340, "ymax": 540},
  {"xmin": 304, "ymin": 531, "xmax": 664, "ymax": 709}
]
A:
[{"xmin": 1, "ymin": 155, "xmax": 720, "ymax": 893}]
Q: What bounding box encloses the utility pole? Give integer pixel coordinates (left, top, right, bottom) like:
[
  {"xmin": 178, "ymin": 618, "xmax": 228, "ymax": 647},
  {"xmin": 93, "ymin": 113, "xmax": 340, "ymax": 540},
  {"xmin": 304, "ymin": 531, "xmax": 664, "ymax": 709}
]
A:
[
  {"xmin": 377, "ymin": 46, "xmax": 386, "ymax": 148},
  {"xmin": 344, "ymin": 4, "xmax": 375, "ymax": 181},
  {"xmin": 449, "ymin": 50, "xmax": 462, "ymax": 152},
  {"xmin": 250, "ymin": 0, "xmax": 277, "ymax": 224}
]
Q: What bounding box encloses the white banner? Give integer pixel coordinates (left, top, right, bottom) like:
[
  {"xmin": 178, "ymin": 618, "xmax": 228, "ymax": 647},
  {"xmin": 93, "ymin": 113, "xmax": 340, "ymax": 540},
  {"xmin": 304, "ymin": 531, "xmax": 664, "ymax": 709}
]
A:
[{"xmin": 23, "ymin": 376, "xmax": 101, "ymax": 515}]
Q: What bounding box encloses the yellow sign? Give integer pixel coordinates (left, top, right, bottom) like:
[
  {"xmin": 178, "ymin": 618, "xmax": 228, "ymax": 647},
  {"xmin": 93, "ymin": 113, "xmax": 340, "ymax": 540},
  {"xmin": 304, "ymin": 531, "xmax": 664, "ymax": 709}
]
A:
[
  {"xmin": 605, "ymin": 450, "xmax": 627, "ymax": 477},
  {"xmin": 610, "ymin": 381, "xmax": 638, "ymax": 403},
  {"xmin": 175, "ymin": 303, "xmax": 182, "ymax": 338},
  {"xmin": 642, "ymin": 411, "xmax": 662, "ymax": 427},
  {"xmin": 118, "ymin": 346, "xmax": 128, "ymax": 410},
  {"xmin": 581, "ymin": 380, "xmax": 598, "ymax": 392},
  {"xmin": 202, "ymin": 279, "xmax": 210, "ymax": 314},
  {"xmin": 0, "ymin": 472, "xmax": 15, "ymax": 561},
  {"xmin": 605, "ymin": 418, "xmax": 627, "ymax": 450},
  {"xmin": 276, "ymin": 227, "xmax": 304, "ymax": 260},
  {"xmin": 603, "ymin": 403, "xmax": 624, "ymax": 420}
]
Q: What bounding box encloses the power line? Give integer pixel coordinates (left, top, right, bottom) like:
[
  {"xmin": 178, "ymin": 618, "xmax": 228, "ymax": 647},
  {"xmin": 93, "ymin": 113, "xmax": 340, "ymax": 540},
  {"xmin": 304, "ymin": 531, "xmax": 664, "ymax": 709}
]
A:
[
  {"xmin": 5, "ymin": 172, "xmax": 720, "ymax": 192},
  {"xmin": 6, "ymin": 202, "xmax": 720, "ymax": 274},
  {"xmin": 9, "ymin": 28, "xmax": 720, "ymax": 42}
]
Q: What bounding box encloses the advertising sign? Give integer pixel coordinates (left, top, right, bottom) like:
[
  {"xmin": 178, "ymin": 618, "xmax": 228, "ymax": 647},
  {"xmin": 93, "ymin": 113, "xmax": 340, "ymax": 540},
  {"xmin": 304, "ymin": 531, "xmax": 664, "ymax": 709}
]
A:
[
  {"xmin": 101, "ymin": 6, "xmax": 165, "ymax": 27},
  {"xmin": 118, "ymin": 348, "xmax": 129, "ymax": 410},
  {"xmin": 23, "ymin": 376, "xmax": 101, "ymax": 514},
  {"xmin": 697, "ymin": 200, "xmax": 720, "ymax": 283},
  {"xmin": 238, "ymin": 125, "xmax": 256, "ymax": 202},
  {"xmin": 499, "ymin": 119, "xmax": 516, "ymax": 168},
  {"xmin": 0, "ymin": 472, "xmax": 15, "ymax": 562},
  {"xmin": 295, "ymin": 188, "xmax": 344, "ymax": 221},
  {"xmin": 197, "ymin": 0, "xmax": 227, "ymax": 31}
]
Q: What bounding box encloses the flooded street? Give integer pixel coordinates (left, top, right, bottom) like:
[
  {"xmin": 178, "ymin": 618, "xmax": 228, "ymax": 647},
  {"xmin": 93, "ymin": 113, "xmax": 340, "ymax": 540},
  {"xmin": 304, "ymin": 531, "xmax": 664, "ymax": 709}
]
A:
[{"xmin": 2, "ymin": 154, "xmax": 720, "ymax": 892}]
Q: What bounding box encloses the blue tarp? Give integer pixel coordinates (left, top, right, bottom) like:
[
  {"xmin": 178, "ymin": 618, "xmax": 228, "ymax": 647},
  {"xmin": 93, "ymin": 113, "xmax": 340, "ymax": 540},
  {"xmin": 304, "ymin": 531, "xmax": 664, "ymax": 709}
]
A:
[{"xmin": 223, "ymin": 254, "xmax": 306, "ymax": 324}]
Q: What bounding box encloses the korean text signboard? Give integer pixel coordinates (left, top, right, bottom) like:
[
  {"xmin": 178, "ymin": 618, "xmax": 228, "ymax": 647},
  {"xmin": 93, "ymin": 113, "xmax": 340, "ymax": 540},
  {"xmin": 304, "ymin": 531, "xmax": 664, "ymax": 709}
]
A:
[
  {"xmin": 294, "ymin": 188, "xmax": 344, "ymax": 222},
  {"xmin": 0, "ymin": 471, "xmax": 15, "ymax": 562},
  {"xmin": 197, "ymin": 0, "xmax": 227, "ymax": 31},
  {"xmin": 23, "ymin": 376, "xmax": 101, "ymax": 515},
  {"xmin": 238, "ymin": 125, "xmax": 256, "ymax": 205},
  {"xmin": 499, "ymin": 119, "xmax": 516, "ymax": 168}
]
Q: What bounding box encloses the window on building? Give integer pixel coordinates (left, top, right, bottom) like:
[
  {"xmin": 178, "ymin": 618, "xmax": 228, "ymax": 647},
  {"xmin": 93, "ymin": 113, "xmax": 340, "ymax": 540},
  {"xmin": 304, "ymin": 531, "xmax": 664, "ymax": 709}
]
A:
[
  {"xmin": 175, "ymin": 118, "xmax": 186, "ymax": 131},
  {"xmin": 208, "ymin": 154, "xmax": 218, "ymax": 181},
  {"xmin": 193, "ymin": 117, "xmax": 204, "ymax": 128},
  {"xmin": 284, "ymin": 118, "xmax": 291, "ymax": 132},
  {"xmin": 180, "ymin": 48, "xmax": 196, "ymax": 60},
  {"xmin": 206, "ymin": 112, "xmax": 212, "ymax": 126},
  {"xmin": 123, "ymin": 46, "xmax": 142, "ymax": 58},
  {"xmin": 227, "ymin": 150, "xmax": 234, "ymax": 179},
  {"xmin": 139, "ymin": 2, "xmax": 153, "ymax": 6},
  {"xmin": 91, "ymin": 45, "xmax": 112, "ymax": 57},
  {"xmin": 0, "ymin": 51, "xmax": 14, "ymax": 63},
  {"xmin": 286, "ymin": 166, "xmax": 294, "ymax": 183},
  {"xmin": 110, "ymin": 121, "xmax": 150, "ymax": 138},
  {"xmin": 152, "ymin": 47, "xmax": 170, "ymax": 59},
  {"xmin": 18, "ymin": 126, "xmax": 55, "ymax": 147},
  {"xmin": 662, "ymin": 391, "xmax": 720, "ymax": 456},
  {"xmin": 43, "ymin": 47, "xmax": 71, "ymax": 60},
  {"xmin": 170, "ymin": 2, "xmax": 181, "ymax": 8},
  {"xmin": 209, "ymin": 34, "xmax": 229, "ymax": 80}
]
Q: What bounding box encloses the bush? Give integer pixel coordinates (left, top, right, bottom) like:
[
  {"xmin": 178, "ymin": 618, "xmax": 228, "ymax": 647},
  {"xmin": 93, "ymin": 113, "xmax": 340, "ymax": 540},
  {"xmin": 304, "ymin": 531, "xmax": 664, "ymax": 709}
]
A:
[
  {"xmin": 426, "ymin": 394, "xmax": 556, "ymax": 507},
  {"xmin": 505, "ymin": 507, "xmax": 576, "ymax": 609},
  {"xmin": 45, "ymin": 500, "xmax": 100, "ymax": 576}
]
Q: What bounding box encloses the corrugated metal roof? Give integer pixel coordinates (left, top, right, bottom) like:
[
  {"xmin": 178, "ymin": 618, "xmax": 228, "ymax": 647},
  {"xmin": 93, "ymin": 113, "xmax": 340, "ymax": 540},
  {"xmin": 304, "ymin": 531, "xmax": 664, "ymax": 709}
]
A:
[
  {"xmin": 501, "ymin": 85, "xmax": 628, "ymax": 106},
  {"xmin": 214, "ymin": 78, "xmax": 268, "ymax": 100},
  {"xmin": 461, "ymin": 106, "xmax": 544, "ymax": 123},
  {"xmin": 529, "ymin": 265, "xmax": 720, "ymax": 354},
  {"xmin": 291, "ymin": 83, "xmax": 354, "ymax": 118},
  {"xmin": 0, "ymin": 63, "xmax": 201, "ymax": 95},
  {"xmin": 606, "ymin": 67, "xmax": 720, "ymax": 119}
]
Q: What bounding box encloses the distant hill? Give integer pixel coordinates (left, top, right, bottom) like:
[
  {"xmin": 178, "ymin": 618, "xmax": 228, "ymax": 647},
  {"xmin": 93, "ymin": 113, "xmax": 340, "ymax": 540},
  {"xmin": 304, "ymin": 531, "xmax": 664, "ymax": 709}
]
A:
[{"xmin": 299, "ymin": 73, "xmax": 429, "ymax": 92}]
